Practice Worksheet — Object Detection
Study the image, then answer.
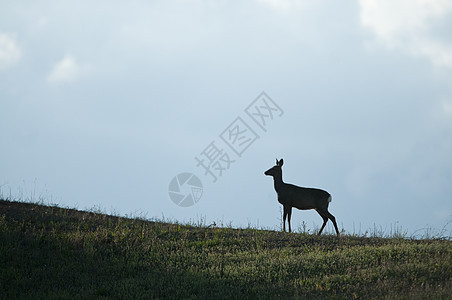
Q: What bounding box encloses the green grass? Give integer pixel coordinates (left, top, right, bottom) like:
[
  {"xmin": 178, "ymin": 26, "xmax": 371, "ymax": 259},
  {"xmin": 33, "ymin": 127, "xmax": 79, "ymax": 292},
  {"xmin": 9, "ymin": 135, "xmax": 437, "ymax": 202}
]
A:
[{"xmin": 1, "ymin": 199, "xmax": 451, "ymax": 299}]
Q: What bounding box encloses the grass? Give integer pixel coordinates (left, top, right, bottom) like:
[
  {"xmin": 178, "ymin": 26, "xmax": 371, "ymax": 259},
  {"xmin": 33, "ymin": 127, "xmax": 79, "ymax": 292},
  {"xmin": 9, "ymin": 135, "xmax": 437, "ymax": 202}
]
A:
[{"xmin": 1, "ymin": 198, "xmax": 451, "ymax": 299}]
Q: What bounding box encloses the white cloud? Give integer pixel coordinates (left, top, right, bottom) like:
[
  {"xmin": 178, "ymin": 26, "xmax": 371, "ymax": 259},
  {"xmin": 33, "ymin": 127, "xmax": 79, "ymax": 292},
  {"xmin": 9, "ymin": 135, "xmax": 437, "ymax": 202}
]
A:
[
  {"xmin": 47, "ymin": 55, "xmax": 87, "ymax": 84},
  {"xmin": 0, "ymin": 33, "xmax": 21, "ymax": 70},
  {"xmin": 359, "ymin": 0, "xmax": 452, "ymax": 68}
]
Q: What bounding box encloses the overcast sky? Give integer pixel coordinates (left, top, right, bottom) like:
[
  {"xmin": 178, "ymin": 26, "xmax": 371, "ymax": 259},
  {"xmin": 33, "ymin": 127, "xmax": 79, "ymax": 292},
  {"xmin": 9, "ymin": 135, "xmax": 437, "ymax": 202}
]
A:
[{"xmin": 1, "ymin": 0, "xmax": 451, "ymax": 237}]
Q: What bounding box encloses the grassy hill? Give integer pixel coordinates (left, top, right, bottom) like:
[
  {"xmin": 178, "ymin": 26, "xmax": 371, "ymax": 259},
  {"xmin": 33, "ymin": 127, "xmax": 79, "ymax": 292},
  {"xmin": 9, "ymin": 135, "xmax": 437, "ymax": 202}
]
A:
[{"xmin": 1, "ymin": 199, "xmax": 451, "ymax": 299}]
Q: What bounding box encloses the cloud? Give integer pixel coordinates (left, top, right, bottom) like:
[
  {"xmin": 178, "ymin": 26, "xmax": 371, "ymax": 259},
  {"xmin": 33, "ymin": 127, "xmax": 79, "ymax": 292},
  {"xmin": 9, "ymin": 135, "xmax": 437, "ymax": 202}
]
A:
[
  {"xmin": 47, "ymin": 54, "xmax": 87, "ymax": 84},
  {"xmin": 0, "ymin": 33, "xmax": 21, "ymax": 70},
  {"xmin": 359, "ymin": 0, "xmax": 452, "ymax": 68}
]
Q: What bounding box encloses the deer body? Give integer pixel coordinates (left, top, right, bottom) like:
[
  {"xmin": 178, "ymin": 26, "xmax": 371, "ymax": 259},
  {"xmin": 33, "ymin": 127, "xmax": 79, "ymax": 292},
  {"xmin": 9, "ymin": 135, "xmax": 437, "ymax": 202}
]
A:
[{"xmin": 265, "ymin": 159, "xmax": 340, "ymax": 236}]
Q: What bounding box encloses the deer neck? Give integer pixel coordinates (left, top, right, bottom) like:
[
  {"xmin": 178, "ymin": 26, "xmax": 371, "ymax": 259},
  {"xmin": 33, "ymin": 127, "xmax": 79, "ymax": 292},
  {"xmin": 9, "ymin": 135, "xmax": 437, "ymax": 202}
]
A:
[{"xmin": 273, "ymin": 173, "xmax": 284, "ymax": 192}]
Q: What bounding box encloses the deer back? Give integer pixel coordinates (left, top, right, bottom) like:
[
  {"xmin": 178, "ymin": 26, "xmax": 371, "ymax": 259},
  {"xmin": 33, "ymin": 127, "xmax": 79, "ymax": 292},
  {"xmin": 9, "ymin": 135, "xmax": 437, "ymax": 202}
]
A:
[{"xmin": 277, "ymin": 183, "xmax": 330, "ymax": 210}]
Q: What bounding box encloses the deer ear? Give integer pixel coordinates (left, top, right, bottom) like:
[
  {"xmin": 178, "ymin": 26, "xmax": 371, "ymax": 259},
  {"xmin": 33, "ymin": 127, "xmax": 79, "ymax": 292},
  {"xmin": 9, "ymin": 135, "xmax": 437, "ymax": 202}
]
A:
[
  {"xmin": 279, "ymin": 159, "xmax": 284, "ymax": 166},
  {"xmin": 275, "ymin": 158, "xmax": 279, "ymax": 165}
]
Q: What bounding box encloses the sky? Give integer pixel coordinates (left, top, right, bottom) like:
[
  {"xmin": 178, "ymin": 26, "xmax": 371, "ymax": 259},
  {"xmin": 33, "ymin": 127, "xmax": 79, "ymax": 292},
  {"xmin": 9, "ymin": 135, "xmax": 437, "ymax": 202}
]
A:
[{"xmin": 1, "ymin": 0, "xmax": 451, "ymax": 237}]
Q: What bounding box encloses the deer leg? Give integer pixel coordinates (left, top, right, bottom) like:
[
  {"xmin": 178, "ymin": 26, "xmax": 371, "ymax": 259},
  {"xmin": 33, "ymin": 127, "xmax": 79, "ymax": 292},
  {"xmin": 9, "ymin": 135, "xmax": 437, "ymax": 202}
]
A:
[
  {"xmin": 287, "ymin": 206, "xmax": 292, "ymax": 233},
  {"xmin": 282, "ymin": 206, "xmax": 288, "ymax": 232},
  {"xmin": 325, "ymin": 210, "xmax": 340, "ymax": 237},
  {"xmin": 316, "ymin": 209, "xmax": 329, "ymax": 236}
]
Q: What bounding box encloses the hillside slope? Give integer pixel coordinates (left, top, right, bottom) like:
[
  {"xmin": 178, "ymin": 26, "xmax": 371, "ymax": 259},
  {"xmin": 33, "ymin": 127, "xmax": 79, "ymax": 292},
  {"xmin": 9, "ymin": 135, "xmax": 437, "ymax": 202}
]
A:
[{"xmin": 1, "ymin": 199, "xmax": 451, "ymax": 299}]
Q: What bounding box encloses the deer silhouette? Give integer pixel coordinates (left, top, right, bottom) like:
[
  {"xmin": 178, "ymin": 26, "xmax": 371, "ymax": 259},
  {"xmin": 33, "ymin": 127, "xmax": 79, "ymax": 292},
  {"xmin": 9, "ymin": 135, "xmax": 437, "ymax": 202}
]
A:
[{"xmin": 265, "ymin": 159, "xmax": 340, "ymax": 236}]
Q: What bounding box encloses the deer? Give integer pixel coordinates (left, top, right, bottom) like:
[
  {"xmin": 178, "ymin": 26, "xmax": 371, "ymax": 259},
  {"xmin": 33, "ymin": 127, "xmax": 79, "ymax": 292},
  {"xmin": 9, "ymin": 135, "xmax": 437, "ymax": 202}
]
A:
[{"xmin": 264, "ymin": 158, "xmax": 340, "ymax": 236}]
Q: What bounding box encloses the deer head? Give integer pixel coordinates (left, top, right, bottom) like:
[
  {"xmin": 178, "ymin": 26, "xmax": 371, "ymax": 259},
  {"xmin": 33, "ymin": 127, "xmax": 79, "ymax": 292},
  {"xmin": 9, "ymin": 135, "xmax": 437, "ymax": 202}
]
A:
[{"xmin": 264, "ymin": 158, "xmax": 284, "ymax": 177}]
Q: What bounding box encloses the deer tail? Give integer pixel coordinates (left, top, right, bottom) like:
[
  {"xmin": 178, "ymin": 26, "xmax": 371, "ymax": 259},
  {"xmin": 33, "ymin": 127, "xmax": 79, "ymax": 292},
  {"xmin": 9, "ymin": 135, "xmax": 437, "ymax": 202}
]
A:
[{"xmin": 328, "ymin": 195, "xmax": 332, "ymax": 203}]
